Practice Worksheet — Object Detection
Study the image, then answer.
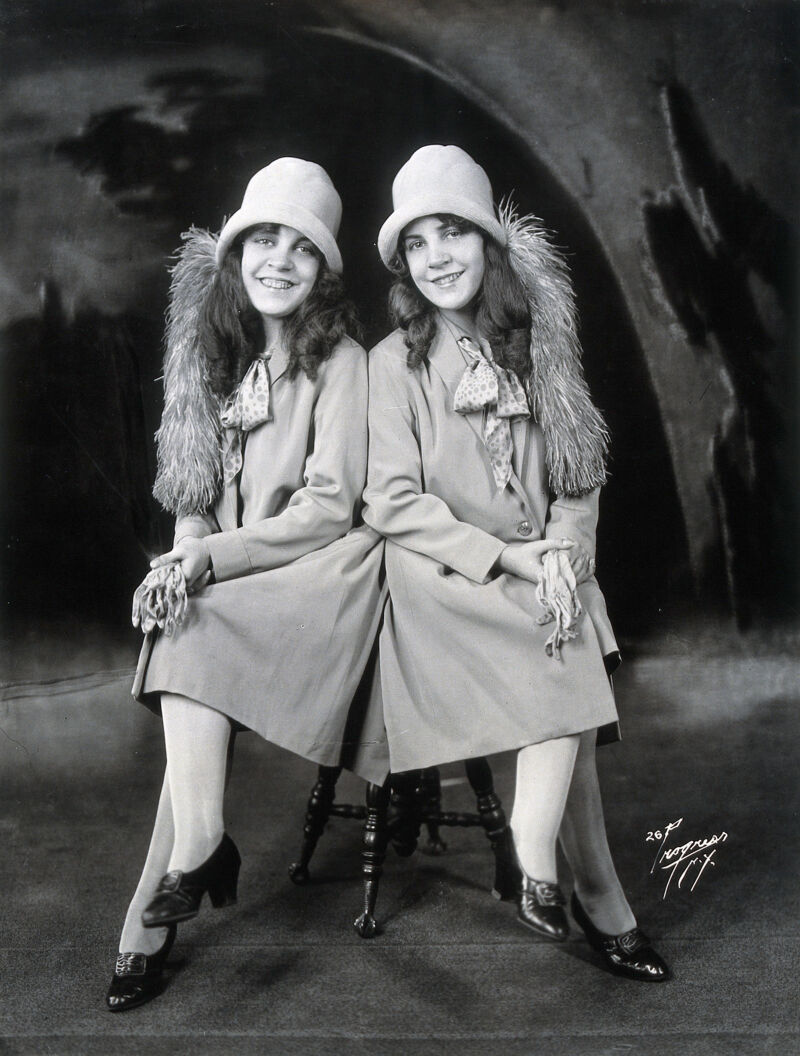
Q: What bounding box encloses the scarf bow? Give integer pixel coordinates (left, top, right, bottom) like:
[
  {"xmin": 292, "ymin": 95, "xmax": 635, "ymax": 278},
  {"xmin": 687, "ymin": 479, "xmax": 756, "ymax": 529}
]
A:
[
  {"xmin": 220, "ymin": 354, "xmax": 273, "ymax": 483},
  {"xmin": 453, "ymin": 336, "xmax": 530, "ymax": 489}
]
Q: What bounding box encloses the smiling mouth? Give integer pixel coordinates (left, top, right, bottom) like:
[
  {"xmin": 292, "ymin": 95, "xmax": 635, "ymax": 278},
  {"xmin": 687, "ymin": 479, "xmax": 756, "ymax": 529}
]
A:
[
  {"xmin": 430, "ymin": 271, "xmax": 464, "ymax": 287},
  {"xmin": 257, "ymin": 277, "xmax": 296, "ymax": 290}
]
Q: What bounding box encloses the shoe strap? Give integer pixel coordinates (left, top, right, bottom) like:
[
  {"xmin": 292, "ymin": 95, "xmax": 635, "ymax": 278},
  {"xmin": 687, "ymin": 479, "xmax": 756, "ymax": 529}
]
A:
[
  {"xmin": 157, "ymin": 870, "xmax": 183, "ymax": 892},
  {"xmin": 523, "ymin": 878, "xmax": 566, "ymax": 906},
  {"xmin": 603, "ymin": 927, "xmax": 650, "ymax": 956},
  {"xmin": 115, "ymin": 952, "xmax": 147, "ymax": 976}
]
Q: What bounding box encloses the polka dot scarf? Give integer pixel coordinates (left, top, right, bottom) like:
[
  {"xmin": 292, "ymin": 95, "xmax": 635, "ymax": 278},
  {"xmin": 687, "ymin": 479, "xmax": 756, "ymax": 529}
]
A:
[
  {"xmin": 220, "ymin": 353, "xmax": 273, "ymax": 483},
  {"xmin": 453, "ymin": 335, "xmax": 530, "ymax": 489}
]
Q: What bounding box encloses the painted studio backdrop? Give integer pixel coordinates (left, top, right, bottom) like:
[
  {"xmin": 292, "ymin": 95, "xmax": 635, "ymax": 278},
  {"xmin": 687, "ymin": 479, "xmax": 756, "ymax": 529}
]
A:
[{"xmin": 1, "ymin": 1, "xmax": 799, "ymax": 1050}]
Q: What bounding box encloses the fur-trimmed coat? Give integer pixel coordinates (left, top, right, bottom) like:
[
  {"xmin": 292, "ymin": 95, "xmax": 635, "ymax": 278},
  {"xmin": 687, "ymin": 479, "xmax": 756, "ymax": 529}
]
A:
[
  {"xmin": 362, "ymin": 321, "xmax": 619, "ymax": 772},
  {"xmin": 134, "ymin": 332, "xmax": 390, "ymax": 783},
  {"xmin": 131, "ymin": 227, "xmax": 390, "ymax": 782}
]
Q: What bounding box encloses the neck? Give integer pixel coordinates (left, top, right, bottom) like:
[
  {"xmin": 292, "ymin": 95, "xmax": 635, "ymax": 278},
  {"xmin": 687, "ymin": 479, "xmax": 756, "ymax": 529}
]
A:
[
  {"xmin": 260, "ymin": 315, "xmax": 284, "ymax": 349},
  {"xmin": 438, "ymin": 307, "xmax": 479, "ymax": 341}
]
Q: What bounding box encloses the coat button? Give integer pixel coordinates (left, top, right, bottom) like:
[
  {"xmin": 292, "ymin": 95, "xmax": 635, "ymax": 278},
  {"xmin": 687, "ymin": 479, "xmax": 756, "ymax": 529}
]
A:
[{"xmin": 517, "ymin": 520, "xmax": 532, "ymax": 537}]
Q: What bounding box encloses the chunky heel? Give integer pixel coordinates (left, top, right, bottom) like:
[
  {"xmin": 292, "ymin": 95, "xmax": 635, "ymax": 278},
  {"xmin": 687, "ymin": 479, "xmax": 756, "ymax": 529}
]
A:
[
  {"xmin": 142, "ymin": 833, "xmax": 241, "ymax": 928},
  {"xmin": 491, "ymin": 853, "xmax": 522, "ymax": 902},
  {"xmin": 208, "ymin": 873, "xmax": 239, "ymax": 908}
]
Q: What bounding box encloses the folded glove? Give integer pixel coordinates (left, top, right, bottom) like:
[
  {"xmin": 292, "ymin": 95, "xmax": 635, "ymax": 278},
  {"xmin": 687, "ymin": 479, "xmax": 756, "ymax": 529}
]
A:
[
  {"xmin": 132, "ymin": 562, "xmax": 188, "ymax": 636},
  {"xmin": 536, "ymin": 549, "xmax": 583, "ymax": 659}
]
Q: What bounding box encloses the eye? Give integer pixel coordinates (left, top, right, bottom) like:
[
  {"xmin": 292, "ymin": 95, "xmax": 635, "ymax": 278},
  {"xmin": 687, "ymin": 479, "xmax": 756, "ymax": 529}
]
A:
[
  {"xmin": 296, "ymin": 242, "xmax": 316, "ymax": 256},
  {"xmin": 252, "ymin": 235, "xmax": 274, "ymax": 246},
  {"xmin": 443, "ymin": 226, "xmax": 462, "ymax": 239},
  {"xmin": 404, "ymin": 239, "xmax": 424, "ymax": 252}
]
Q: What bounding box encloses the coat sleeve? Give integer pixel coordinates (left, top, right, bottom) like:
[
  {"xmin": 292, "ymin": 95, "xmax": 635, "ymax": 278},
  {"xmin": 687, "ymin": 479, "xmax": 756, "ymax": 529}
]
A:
[
  {"xmin": 173, "ymin": 512, "xmax": 220, "ymax": 547},
  {"xmin": 204, "ymin": 344, "xmax": 367, "ymax": 581},
  {"xmin": 363, "ymin": 347, "xmax": 506, "ymax": 583},
  {"xmin": 544, "ymin": 488, "xmax": 599, "ymax": 560}
]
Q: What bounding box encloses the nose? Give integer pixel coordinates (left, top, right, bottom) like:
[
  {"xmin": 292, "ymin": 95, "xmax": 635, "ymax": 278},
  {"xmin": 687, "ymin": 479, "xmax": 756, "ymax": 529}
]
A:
[
  {"xmin": 427, "ymin": 239, "xmax": 451, "ymax": 269},
  {"xmin": 266, "ymin": 243, "xmax": 292, "ymax": 271}
]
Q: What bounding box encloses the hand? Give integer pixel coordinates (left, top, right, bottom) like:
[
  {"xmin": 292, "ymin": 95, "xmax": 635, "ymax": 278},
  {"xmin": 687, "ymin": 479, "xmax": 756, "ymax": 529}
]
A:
[
  {"xmin": 188, "ymin": 570, "xmax": 213, "ymax": 596},
  {"xmin": 497, "ymin": 538, "xmax": 573, "ymax": 585},
  {"xmin": 565, "ymin": 541, "xmax": 595, "ymax": 584},
  {"xmin": 151, "ymin": 537, "xmax": 211, "ymax": 589}
]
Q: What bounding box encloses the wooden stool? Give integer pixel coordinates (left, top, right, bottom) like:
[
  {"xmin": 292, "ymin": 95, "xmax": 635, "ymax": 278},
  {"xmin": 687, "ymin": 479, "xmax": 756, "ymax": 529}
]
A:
[{"xmin": 289, "ymin": 759, "xmax": 520, "ymax": 936}]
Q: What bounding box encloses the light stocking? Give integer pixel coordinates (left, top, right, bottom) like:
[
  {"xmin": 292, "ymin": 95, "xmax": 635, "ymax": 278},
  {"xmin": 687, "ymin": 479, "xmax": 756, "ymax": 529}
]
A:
[
  {"xmin": 558, "ymin": 729, "xmax": 636, "ymax": 934},
  {"xmin": 510, "ymin": 734, "xmax": 579, "ymax": 882},
  {"xmin": 118, "ymin": 771, "xmax": 174, "ymax": 956},
  {"xmin": 117, "ymin": 721, "xmax": 237, "ymax": 956},
  {"xmin": 161, "ymin": 692, "xmax": 232, "ymax": 872}
]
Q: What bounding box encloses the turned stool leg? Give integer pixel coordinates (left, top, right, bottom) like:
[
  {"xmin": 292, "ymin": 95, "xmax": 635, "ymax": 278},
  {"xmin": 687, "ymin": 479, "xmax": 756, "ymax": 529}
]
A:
[
  {"xmin": 465, "ymin": 757, "xmax": 521, "ymax": 901},
  {"xmin": 420, "ymin": 767, "xmax": 447, "ymax": 854},
  {"xmin": 289, "ymin": 765, "xmax": 341, "ymax": 885},
  {"xmin": 353, "ymin": 781, "xmax": 390, "ymax": 938}
]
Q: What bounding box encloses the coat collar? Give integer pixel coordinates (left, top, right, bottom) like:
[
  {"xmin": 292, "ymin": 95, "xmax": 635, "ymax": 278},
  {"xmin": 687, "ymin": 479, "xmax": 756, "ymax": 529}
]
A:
[
  {"xmin": 427, "ymin": 322, "xmax": 482, "ymax": 446},
  {"xmin": 427, "ymin": 318, "xmax": 473, "ymax": 395},
  {"xmin": 265, "ymin": 341, "xmax": 290, "ymax": 385}
]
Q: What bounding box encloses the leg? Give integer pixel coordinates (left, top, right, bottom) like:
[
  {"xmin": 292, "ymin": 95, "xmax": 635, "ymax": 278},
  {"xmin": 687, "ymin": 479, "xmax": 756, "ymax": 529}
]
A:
[
  {"xmin": 353, "ymin": 781, "xmax": 390, "ymax": 938},
  {"xmin": 558, "ymin": 730, "xmax": 636, "ymax": 934},
  {"xmin": 108, "ymin": 713, "xmax": 239, "ymax": 1008},
  {"xmin": 118, "ymin": 770, "xmax": 175, "ymax": 957},
  {"xmin": 510, "ymin": 734, "xmax": 580, "ymax": 882},
  {"xmin": 509, "ymin": 734, "xmax": 580, "ymax": 941},
  {"xmin": 560, "ymin": 731, "xmax": 670, "ymax": 980},
  {"xmin": 140, "ymin": 699, "xmax": 240, "ymax": 928},
  {"xmin": 289, "ymin": 765, "xmax": 342, "ymax": 884},
  {"xmin": 464, "ymin": 757, "xmax": 520, "ymax": 901},
  {"xmin": 118, "ymin": 727, "xmax": 238, "ymax": 954},
  {"xmin": 161, "ymin": 692, "xmax": 232, "ymax": 871}
]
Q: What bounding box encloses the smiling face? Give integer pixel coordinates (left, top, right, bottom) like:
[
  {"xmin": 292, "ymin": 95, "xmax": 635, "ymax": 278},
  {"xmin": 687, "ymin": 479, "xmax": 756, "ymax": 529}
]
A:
[
  {"xmin": 240, "ymin": 223, "xmax": 321, "ymax": 325},
  {"xmin": 401, "ymin": 215, "xmax": 486, "ymax": 318}
]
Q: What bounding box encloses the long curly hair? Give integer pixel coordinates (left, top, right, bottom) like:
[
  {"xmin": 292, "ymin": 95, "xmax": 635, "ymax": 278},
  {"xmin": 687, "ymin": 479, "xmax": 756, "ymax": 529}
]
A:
[
  {"xmin": 199, "ymin": 235, "xmax": 361, "ymax": 398},
  {"xmin": 387, "ymin": 216, "xmax": 531, "ymax": 379}
]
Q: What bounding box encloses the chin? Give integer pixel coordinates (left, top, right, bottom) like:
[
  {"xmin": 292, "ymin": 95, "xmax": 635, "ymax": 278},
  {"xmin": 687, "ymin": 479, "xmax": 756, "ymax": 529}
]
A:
[
  {"xmin": 255, "ymin": 296, "xmax": 301, "ymax": 318},
  {"xmin": 429, "ymin": 292, "xmax": 474, "ymax": 312}
]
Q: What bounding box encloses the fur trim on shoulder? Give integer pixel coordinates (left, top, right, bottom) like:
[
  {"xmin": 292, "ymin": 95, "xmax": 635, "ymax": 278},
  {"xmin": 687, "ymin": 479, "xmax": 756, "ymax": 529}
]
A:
[
  {"xmin": 152, "ymin": 228, "xmax": 224, "ymax": 516},
  {"xmin": 501, "ymin": 201, "xmax": 609, "ymax": 497}
]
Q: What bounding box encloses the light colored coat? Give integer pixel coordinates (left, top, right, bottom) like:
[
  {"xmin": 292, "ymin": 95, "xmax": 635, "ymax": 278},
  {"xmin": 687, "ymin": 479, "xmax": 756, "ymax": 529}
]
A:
[
  {"xmin": 363, "ymin": 324, "xmax": 619, "ymax": 773},
  {"xmin": 134, "ymin": 338, "xmax": 390, "ymax": 784}
]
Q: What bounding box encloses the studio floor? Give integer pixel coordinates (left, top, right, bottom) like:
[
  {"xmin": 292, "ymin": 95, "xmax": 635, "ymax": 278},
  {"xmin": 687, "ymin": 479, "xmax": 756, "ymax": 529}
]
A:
[{"xmin": 2, "ymin": 627, "xmax": 799, "ymax": 1055}]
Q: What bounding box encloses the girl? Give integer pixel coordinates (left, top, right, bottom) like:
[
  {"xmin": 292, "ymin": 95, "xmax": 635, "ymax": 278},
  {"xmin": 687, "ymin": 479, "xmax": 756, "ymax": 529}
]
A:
[
  {"xmin": 363, "ymin": 145, "xmax": 669, "ymax": 981},
  {"xmin": 107, "ymin": 158, "xmax": 388, "ymax": 1011}
]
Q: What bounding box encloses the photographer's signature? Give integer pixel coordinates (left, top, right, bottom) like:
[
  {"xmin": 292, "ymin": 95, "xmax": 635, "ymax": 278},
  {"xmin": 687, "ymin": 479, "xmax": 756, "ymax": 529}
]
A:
[{"xmin": 646, "ymin": 818, "xmax": 728, "ymax": 899}]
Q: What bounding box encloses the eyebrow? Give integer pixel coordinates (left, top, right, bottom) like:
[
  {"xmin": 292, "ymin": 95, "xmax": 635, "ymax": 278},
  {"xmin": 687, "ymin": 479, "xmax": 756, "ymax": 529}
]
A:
[
  {"xmin": 402, "ymin": 218, "xmax": 456, "ymax": 243},
  {"xmin": 402, "ymin": 226, "xmax": 434, "ymax": 243},
  {"xmin": 291, "ymin": 234, "xmax": 319, "ymax": 254},
  {"xmin": 247, "ymin": 225, "xmax": 316, "ymax": 250}
]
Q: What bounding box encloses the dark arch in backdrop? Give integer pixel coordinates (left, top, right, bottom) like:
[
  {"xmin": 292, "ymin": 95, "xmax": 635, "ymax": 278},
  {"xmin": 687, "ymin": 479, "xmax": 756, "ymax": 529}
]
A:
[{"xmin": 3, "ymin": 25, "xmax": 689, "ymax": 640}]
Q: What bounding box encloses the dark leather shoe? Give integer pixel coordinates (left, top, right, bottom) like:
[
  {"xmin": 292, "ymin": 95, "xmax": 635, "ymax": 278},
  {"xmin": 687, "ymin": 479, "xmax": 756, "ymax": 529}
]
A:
[
  {"xmin": 518, "ymin": 876, "xmax": 569, "ymax": 941},
  {"xmin": 142, "ymin": 833, "xmax": 241, "ymax": 928},
  {"xmin": 106, "ymin": 925, "xmax": 177, "ymax": 1012},
  {"xmin": 571, "ymin": 892, "xmax": 671, "ymax": 981}
]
